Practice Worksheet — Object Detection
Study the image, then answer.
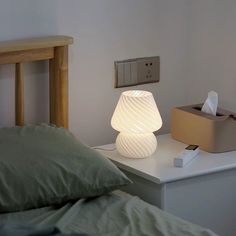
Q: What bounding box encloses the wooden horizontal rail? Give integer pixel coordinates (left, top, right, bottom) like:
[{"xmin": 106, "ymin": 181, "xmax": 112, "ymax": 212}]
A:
[
  {"xmin": 0, "ymin": 48, "xmax": 54, "ymax": 65},
  {"xmin": 0, "ymin": 36, "xmax": 73, "ymax": 53}
]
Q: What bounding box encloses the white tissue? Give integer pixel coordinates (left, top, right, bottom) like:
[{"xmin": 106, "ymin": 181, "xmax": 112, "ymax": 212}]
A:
[{"xmin": 201, "ymin": 91, "xmax": 218, "ymax": 116}]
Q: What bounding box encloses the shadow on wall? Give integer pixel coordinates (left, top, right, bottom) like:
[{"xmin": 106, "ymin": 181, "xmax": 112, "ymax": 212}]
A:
[{"xmin": 0, "ymin": 0, "xmax": 59, "ymax": 126}]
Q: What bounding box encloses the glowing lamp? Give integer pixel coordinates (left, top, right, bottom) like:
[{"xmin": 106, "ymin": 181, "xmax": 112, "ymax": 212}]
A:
[{"xmin": 111, "ymin": 90, "xmax": 162, "ymax": 158}]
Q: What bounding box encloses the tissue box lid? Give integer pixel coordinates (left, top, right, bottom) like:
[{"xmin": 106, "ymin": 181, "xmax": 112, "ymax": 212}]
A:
[{"xmin": 177, "ymin": 104, "xmax": 235, "ymax": 121}]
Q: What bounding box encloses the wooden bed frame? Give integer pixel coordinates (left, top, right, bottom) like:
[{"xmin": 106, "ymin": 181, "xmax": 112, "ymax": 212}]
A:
[{"xmin": 0, "ymin": 36, "xmax": 73, "ymax": 128}]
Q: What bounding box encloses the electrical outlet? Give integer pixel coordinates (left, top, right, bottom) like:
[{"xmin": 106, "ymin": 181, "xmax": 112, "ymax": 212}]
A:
[
  {"xmin": 114, "ymin": 56, "xmax": 160, "ymax": 88},
  {"xmin": 137, "ymin": 57, "xmax": 160, "ymax": 84}
]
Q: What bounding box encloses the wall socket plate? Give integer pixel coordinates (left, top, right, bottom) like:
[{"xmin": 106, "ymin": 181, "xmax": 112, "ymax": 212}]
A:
[{"xmin": 114, "ymin": 56, "xmax": 160, "ymax": 88}]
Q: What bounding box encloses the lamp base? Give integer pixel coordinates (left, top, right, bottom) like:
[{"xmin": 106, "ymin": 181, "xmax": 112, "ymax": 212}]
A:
[{"xmin": 116, "ymin": 132, "xmax": 157, "ymax": 158}]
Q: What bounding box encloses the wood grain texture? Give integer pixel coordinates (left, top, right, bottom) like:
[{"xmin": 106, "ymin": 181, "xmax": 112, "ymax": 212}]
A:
[
  {"xmin": 0, "ymin": 35, "xmax": 73, "ymax": 128},
  {"xmin": 49, "ymin": 46, "xmax": 69, "ymax": 128},
  {"xmin": 49, "ymin": 58, "xmax": 55, "ymax": 126},
  {"xmin": 0, "ymin": 48, "xmax": 54, "ymax": 65},
  {"xmin": 0, "ymin": 36, "xmax": 73, "ymax": 53},
  {"xmin": 15, "ymin": 63, "xmax": 24, "ymax": 126}
]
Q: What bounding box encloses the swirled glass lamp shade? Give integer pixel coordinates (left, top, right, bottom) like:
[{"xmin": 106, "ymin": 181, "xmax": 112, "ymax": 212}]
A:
[{"xmin": 111, "ymin": 90, "xmax": 162, "ymax": 158}]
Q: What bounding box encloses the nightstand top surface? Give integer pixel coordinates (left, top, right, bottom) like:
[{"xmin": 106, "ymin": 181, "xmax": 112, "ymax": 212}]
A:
[{"xmin": 96, "ymin": 134, "xmax": 236, "ymax": 183}]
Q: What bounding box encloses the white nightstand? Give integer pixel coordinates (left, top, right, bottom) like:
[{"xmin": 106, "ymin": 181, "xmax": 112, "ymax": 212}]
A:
[{"xmin": 96, "ymin": 134, "xmax": 236, "ymax": 236}]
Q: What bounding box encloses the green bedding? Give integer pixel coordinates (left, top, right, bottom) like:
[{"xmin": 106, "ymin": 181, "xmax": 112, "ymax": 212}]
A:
[
  {"xmin": 0, "ymin": 193, "xmax": 218, "ymax": 236},
  {"xmin": 0, "ymin": 225, "xmax": 88, "ymax": 236},
  {"xmin": 0, "ymin": 124, "xmax": 130, "ymax": 213}
]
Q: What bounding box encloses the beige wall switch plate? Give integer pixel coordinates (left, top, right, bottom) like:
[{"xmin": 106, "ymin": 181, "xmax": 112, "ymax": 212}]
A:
[{"xmin": 114, "ymin": 56, "xmax": 160, "ymax": 88}]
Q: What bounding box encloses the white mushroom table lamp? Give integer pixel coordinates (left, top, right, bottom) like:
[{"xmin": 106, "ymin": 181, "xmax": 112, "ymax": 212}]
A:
[{"xmin": 111, "ymin": 90, "xmax": 162, "ymax": 158}]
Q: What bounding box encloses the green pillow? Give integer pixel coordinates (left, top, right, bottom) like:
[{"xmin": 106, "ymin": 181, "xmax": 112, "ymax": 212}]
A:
[{"xmin": 0, "ymin": 124, "xmax": 131, "ymax": 213}]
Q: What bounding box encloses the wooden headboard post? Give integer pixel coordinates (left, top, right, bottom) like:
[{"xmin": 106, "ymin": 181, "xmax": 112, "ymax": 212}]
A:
[
  {"xmin": 0, "ymin": 36, "xmax": 73, "ymax": 128},
  {"xmin": 15, "ymin": 63, "xmax": 24, "ymax": 126},
  {"xmin": 49, "ymin": 45, "xmax": 69, "ymax": 128}
]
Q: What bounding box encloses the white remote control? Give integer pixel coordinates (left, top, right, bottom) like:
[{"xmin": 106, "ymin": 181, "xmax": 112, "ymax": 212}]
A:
[{"xmin": 174, "ymin": 145, "xmax": 199, "ymax": 167}]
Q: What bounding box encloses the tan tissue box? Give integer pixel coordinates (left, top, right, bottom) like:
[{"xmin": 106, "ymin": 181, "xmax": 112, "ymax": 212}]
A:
[{"xmin": 171, "ymin": 104, "xmax": 236, "ymax": 153}]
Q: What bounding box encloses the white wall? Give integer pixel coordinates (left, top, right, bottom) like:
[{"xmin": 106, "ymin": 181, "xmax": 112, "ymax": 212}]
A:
[
  {"xmin": 0, "ymin": 0, "xmax": 58, "ymax": 126},
  {"xmin": 186, "ymin": 0, "xmax": 236, "ymax": 113},
  {"xmin": 0, "ymin": 0, "xmax": 189, "ymax": 146}
]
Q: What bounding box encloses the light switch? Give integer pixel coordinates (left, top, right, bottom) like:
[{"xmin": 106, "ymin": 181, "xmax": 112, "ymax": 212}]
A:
[
  {"xmin": 124, "ymin": 63, "xmax": 131, "ymax": 85},
  {"xmin": 130, "ymin": 62, "xmax": 138, "ymax": 85},
  {"xmin": 117, "ymin": 63, "xmax": 124, "ymax": 87},
  {"xmin": 114, "ymin": 56, "xmax": 160, "ymax": 88},
  {"xmin": 115, "ymin": 61, "xmax": 134, "ymax": 87}
]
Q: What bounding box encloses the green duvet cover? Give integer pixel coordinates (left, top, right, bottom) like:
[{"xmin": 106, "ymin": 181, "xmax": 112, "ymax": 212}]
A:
[{"xmin": 0, "ymin": 192, "xmax": 218, "ymax": 236}]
